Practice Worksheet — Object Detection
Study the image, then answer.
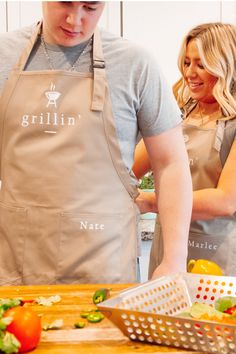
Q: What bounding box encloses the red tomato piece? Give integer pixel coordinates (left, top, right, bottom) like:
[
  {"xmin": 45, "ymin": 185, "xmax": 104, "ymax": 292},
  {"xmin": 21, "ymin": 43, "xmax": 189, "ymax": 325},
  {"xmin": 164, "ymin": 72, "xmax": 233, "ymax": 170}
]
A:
[
  {"xmin": 20, "ymin": 299, "xmax": 35, "ymax": 305},
  {"xmin": 224, "ymin": 306, "xmax": 236, "ymax": 315},
  {"xmin": 4, "ymin": 306, "xmax": 41, "ymax": 353}
]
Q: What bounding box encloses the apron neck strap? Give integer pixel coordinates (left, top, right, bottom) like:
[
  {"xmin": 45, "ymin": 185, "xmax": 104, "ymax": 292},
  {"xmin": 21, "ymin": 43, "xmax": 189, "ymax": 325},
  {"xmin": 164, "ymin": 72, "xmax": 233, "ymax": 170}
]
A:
[
  {"xmin": 14, "ymin": 21, "xmax": 42, "ymax": 72},
  {"xmin": 214, "ymin": 120, "xmax": 225, "ymax": 152},
  {"xmin": 91, "ymin": 28, "xmax": 106, "ymax": 112},
  {"xmin": 13, "ymin": 23, "xmax": 106, "ymax": 112}
]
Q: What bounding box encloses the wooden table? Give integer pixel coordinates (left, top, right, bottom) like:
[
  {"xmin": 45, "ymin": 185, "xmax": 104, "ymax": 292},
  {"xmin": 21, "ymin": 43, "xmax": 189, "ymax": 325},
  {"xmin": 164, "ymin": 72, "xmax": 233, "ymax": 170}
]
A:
[{"xmin": 0, "ymin": 283, "xmax": 207, "ymax": 354}]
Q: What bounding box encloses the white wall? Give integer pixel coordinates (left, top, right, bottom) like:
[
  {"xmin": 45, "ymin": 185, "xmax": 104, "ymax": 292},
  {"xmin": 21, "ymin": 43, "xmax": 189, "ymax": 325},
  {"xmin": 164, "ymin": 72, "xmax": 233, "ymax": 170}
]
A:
[
  {"xmin": 122, "ymin": 1, "xmax": 236, "ymax": 84},
  {"xmin": 99, "ymin": 1, "xmax": 121, "ymax": 35},
  {"xmin": 6, "ymin": 1, "xmax": 42, "ymax": 30},
  {"xmin": 221, "ymin": 1, "xmax": 236, "ymax": 23},
  {"xmin": 0, "ymin": 2, "xmax": 6, "ymax": 32}
]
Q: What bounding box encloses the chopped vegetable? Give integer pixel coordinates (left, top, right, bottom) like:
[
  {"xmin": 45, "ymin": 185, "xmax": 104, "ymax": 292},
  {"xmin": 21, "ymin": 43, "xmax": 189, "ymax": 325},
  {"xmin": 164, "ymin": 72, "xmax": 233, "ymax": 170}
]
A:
[
  {"xmin": 43, "ymin": 319, "xmax": 64, "ymax": 331},
  {"xmin": 224, "ymin": 306, "xmax": 236, "ymax": 315},
  {"xmin": 74, "ymin": 322, "xmax": 86, "ymax": 329},
  {"xmin": 87, "ymin": 312, "xmax": 104, "ymax": 323},
  {"xmin": 80, "ymin": 311, "xmax": 92, "ymax": 319},
  {"xmin": 0, "ymin": 317, "xmax": 13, "ymax": 331},
  {"xmin": 80, "ymin": 309, "xmax": 99, "ymax": 319},
  {"xmin": 35, "ymin": 295, "xmax": 61, "ymax": 307},
  {"xmin": 215, "ymin": 296, "xmax": 236, "ymax": 313},
  {"xmin": 0, "ymin": 299, "xmax": 22, "ymax": 312},
  {"xmin": 179, "ymin": 296, "xmax": 236, "ymax": 325},
  {"xmin": 0, "ymin": 331, "xmax": 20, "ymax": 354},
  {"xmin": 190, "ymin": 303, "xmax": 224, "ymax": 320},
  {"xmin": 92, "ymin": 288, "xmax": 110, "ymax": 304},
  {"xmin": 20, "ymin": 300, "xmax": 35, "ymax": 306},
  {"xmin": 79, "ymin": 309, "xmax": 105, "ymax": 324}
]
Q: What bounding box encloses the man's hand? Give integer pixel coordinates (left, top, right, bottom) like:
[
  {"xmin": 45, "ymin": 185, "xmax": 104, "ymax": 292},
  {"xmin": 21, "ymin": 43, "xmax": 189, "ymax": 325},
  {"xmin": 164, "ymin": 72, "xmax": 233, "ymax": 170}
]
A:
[{"xmin": 151, "ymin": 260, "xmax": 186, "ymax": 280}]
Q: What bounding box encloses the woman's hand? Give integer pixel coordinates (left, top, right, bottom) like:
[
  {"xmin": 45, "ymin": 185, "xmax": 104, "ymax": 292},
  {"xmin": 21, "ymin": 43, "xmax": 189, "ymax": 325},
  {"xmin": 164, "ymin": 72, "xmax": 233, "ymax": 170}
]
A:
[{"xmin": 135, "ymin": 189, "xmax": 157, "ymax": 214}]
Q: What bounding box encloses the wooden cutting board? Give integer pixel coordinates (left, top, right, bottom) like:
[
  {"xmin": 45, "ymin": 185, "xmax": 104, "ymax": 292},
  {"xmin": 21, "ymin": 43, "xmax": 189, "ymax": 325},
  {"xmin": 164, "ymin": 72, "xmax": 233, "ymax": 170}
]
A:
[{"xmin": 0, "ymin": 283, "xmax": 206, "ymax": 353}]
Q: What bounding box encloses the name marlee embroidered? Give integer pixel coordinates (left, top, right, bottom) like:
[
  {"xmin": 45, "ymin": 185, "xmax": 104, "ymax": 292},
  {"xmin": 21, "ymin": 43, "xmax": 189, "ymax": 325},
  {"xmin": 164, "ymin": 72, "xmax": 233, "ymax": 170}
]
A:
[{"xmin": 188, "ymin": 239, "xmax": 218, "ymax": 250}]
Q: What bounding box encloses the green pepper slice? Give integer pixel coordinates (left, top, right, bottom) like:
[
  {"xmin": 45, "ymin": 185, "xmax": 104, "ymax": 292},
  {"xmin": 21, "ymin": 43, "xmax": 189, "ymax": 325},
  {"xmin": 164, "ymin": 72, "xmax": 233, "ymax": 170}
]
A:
[
  {"xmin": 87, "ymin": 312, "xmax": 104, "ymax": 323},
  {"xmin": 80, "ymin": 311, "xmax": 91, "ymax": 318},
  {"xmin": 92, "ymin": 288, "xmax": 110, "ymax": 304},
  {"xmin": 80, "ymin": 308, "xmax": 100, "ymax": 318},
  {"xmin": 74, "ymin": 321, "xmax": 86, "ymax": 328}
]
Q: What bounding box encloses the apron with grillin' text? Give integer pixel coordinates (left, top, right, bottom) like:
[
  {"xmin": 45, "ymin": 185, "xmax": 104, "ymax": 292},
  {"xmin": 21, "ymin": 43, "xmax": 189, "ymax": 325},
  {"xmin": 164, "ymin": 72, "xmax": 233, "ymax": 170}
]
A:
[{"xmin": 0, "ymin": 24, "xmax": 139, "ymax": 285}]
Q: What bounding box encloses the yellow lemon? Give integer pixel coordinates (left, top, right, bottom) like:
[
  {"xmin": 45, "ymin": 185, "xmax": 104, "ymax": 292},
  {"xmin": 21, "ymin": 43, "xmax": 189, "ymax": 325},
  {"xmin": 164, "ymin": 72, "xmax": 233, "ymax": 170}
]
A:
[{"xmin": 187, "ymin": 259, "xmax": 223, "ymax": 276}]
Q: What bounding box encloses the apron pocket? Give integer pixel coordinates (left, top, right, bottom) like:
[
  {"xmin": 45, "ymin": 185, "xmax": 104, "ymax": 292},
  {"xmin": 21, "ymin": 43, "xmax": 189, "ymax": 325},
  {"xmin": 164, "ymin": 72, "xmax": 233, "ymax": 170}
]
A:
[
  {"xmin": 0, "ymin": 202, "xmax": 27, "ymax": 284},
  {"xmin": 57, "ymin": 211, "xmax": 137, "ymax": 284}
]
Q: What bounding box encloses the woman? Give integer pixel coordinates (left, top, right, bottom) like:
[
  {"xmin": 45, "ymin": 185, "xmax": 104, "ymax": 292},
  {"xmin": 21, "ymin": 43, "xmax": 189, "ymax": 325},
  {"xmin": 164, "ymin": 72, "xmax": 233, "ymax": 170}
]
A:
[{"xmin": 133, "ymin": 22, "xmax": 236, "ymax": 278}]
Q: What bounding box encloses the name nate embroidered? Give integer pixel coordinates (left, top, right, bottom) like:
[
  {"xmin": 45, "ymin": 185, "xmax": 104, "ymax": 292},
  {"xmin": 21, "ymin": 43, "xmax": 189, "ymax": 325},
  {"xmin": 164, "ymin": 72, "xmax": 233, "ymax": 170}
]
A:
[{"xmin": 80, "ymin": 221, "xmax": 105, "ymax": 230}]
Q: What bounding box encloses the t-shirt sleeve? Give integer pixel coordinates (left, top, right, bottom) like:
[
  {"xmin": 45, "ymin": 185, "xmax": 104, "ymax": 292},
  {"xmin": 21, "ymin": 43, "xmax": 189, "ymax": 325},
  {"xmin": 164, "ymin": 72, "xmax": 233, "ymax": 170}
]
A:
[
  {"xmin": 0, "ymin": 26, "xmax": 34, "ymax": 93},
  {"xmin": 136, "ymin": 49, "xmax": 182, "ymax": 137}
]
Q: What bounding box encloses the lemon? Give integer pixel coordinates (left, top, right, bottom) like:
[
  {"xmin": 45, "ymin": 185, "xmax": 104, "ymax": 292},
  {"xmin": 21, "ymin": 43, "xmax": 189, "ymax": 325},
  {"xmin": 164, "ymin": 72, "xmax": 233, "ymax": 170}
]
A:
[{"xmin": 187, "ymin": 259, "xmax": 223, "ymax": 276}]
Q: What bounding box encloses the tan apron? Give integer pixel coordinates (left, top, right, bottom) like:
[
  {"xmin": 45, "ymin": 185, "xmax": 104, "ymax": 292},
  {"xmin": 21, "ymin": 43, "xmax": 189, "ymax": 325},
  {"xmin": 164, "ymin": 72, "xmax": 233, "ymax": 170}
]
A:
[
  {"xmin": 0, "ymin": 24, "xmax": 139, "ymax": 285},
  {"xmin": 149, "ymin": 118, "xmax": 236, "ymax": 277}
]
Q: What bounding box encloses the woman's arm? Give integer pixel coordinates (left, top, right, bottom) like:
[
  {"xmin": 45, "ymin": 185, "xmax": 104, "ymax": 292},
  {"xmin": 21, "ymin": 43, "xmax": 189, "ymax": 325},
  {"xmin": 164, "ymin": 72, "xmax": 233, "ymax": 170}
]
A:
[
  {"xmin": 191, "ymin": 140, "xmax": 236, "ymax": 220},
  {"xmin": 133, "ymin": 139, "xmax": 157, "ymax": 214},
  {"xmin": 134, "ymin": 140, "xmax": 236, "ymax": 220},
  {"xmin": 133, "ymin": 138, "xmax": 152, "ymax": 179}
]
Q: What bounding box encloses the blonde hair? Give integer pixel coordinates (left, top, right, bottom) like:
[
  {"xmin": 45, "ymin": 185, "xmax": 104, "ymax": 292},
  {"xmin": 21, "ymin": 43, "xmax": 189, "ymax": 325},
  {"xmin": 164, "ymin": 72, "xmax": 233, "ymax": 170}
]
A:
[{"xmin": 173, "ymin": 23, "xmax": 236, "ymax": 116}]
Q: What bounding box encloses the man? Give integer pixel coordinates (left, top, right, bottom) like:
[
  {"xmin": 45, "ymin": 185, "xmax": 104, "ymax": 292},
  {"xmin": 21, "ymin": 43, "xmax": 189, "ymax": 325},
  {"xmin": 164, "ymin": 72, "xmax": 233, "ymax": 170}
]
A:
[{"xmin": 0, "ymin": 1, "xmax": 192, "ymax": 285}]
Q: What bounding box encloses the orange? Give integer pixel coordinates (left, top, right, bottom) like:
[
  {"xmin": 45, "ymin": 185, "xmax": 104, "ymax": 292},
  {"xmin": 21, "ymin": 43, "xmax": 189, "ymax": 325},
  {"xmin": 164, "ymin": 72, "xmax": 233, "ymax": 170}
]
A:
[{"xmin": 187, "ymin": 259, "xmax": 223, "ymax": 276}]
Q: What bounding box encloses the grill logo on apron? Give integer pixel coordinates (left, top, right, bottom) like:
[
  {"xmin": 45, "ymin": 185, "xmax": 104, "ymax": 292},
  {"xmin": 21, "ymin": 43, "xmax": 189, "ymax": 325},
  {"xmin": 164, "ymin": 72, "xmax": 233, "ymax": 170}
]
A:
[
  {"xmin": 20, "ymin": 82, "xmax": 82, "ymax": 131},
  {"xmin": 45, "ymin": 83, "xmax": 61, "ymax": 108}
]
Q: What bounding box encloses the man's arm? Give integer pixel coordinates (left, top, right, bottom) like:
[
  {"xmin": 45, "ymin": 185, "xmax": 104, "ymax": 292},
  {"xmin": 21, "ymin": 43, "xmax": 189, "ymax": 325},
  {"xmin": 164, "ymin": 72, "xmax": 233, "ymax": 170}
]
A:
[{"xmin": 143, "ymin": 124, "xmax": 192, "ymax": 279}]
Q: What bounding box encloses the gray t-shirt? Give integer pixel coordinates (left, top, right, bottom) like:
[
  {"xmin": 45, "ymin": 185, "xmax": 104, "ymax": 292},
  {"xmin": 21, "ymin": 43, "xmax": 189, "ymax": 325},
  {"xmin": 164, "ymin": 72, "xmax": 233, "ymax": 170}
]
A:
[{"xmin": 0, "ymin": 25, "xmax": 181, "ymax": 170}]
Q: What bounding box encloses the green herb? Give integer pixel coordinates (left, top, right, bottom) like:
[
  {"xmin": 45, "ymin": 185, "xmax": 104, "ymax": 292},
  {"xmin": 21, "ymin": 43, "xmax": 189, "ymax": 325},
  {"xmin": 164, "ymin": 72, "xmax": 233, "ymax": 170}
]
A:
[{"xmin": 139, "ymin": 172, "xmax": 154, "ymax": 190}]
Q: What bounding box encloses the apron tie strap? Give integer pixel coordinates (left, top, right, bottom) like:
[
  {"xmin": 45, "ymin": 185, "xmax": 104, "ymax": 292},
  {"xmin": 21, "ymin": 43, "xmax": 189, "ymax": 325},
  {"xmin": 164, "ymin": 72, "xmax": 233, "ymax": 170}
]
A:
[{"xmin": 91, "ymin": 29, "xmax": 106, "ymax": 112}]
